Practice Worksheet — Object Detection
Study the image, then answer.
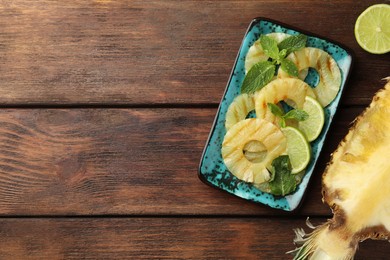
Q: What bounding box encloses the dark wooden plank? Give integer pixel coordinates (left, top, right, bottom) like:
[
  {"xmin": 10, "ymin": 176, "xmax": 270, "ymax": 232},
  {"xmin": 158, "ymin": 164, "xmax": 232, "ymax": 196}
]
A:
[
  {"xmin": 0, "ymin": 218, "xmax": 388, "ymax": 259},
  {"xmin": 0, "ymin": 107, "xmax": 365, "ymax": 216},
  {"xmin": 0, "ymin": 0, "xmax": 387, "ymax": 105}
]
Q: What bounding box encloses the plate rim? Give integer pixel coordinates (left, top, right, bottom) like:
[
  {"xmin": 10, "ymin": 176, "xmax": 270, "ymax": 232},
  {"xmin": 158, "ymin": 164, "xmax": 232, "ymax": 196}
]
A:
[{"xmin": 198, "ymin": 17, "xmax": 355, "ymax": 212}]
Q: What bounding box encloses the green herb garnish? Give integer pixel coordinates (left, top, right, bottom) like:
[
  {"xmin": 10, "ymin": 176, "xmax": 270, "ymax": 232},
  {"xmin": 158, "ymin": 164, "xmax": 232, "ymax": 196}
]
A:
[
  {"xmin": 259, "ymin": 35, "xmax": 279, "ymax": 60},
  {"xmin": 241, "ymin": 61, "xmax": 275, "ymax": 94},
  {"xmin": 241, "ymin": 34, "xmax": 307, "ymax": 94},
  {"xmin": 281, "ymin": 58, "xmax": 299, "ymax": 77},
  {"xmin": 278, "ymin": 34, "xmax": 307, "ymax": 56},
  {"xmin": 269, "ymin": 155, "xmax": 296, "ymax": 196},
  {"xmin": 267, "ymin": 103, "xmax": 309, "ymax": 128}
]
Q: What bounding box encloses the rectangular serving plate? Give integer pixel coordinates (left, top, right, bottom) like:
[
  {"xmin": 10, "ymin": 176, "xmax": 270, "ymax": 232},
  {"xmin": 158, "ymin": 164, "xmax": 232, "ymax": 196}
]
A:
[{"xmin": 198, "ymin": 17, "xmax": 353, "ymax": 211}]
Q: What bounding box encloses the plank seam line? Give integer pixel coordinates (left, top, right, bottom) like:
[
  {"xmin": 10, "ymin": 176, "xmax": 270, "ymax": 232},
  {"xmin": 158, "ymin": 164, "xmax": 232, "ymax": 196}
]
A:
[
  {"xmin": 0, "ymin": 104, "xmax": 366, "ymax": 109},
  {"xmin": 0, "ymin": 214, "xmax": 332, "ymax": 219},
  {"xmin": 0, "ymin": 103, "xmax": 220, "ymax": 109}
]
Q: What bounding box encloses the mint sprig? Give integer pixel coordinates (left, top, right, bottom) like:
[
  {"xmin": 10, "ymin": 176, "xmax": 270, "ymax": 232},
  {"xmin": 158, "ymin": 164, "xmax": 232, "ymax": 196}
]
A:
[
  {"xmin": 281, "ymin": 59, "xmax": 298, "ymax": 77},
  {"xmin": 284, "ymin": 109, "xmax": 309, "ymax": 121},
  {"xmin": 269, "ymin": 155, "xmax": 296, "ymax": 196},
  {"xmin": 278, "ymin": 34, "xmax": 307, "ymax": 56},
  {"xmin": 267, "ymin": 103, "xmax": 308, "ymax": 128},
  {"xmin": 259, "ymin": 35, "xmax": 279, "ymax": 60},
  {"xmin": 241, "ymin": 61, "xmax": 275, "ymax": 94},
  {"xmin": 241, "ymin": 34, "xmax": 307, "ymax": 94},
  {"xmin": 267, "ymin": 103, "xmax": 284, "ymax": 117}
]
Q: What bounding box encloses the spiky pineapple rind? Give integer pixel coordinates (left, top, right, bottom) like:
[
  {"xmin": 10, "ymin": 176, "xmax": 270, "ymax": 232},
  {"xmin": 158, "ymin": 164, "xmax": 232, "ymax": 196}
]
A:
[
  {"xmin": 291, "ymin": 78, "xmax": 390, "ymax": 260},
  {"xmin": 322, "ymin": 78, "xmax": 390, "ymax": 207}
]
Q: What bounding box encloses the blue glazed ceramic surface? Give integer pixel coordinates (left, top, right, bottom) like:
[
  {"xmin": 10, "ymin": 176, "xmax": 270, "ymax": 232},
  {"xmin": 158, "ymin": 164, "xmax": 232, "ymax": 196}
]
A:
[{"xmin": 198, "ymin": 18, "xmax": 353, "ymax": 211}]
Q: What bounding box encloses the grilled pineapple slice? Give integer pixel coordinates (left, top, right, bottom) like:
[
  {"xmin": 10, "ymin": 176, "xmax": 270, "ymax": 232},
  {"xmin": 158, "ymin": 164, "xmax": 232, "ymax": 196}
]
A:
[
  {"xmin": 291, "ymin": 78, "xmax": 390, "ymax": 260},
  {"xmin": 222, "ymin": 118, "xmax": 287, "ymax": 184},
  {"xmin": 255, "ymin": 78, "xmax": 316, "ymax": 125},
  {"xmin": 225, "ymin": 93, "xmax": 255, "ymax": 130},
  {"xmin": 245, "ymin": 33, "xmax": 290, "ymax": 73},
  {"xmin": 278, "ymin": 47, "xmax": 341, "ymax": 107}
]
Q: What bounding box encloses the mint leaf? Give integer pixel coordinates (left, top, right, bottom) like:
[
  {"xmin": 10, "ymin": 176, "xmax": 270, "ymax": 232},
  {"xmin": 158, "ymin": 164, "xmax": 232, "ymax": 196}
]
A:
[
  {"xmin": 267, "ymin": 103, "xmax": 287, "ymax": 128},
  {"xmin": 259, "ymin": 35, "xmax": 279, "ymax": 60},
  {"xmin": 241, "ymin": 61, "xmax": 275, "ymax": 94},
  {"xmin": 267, "ymin": 103, "xmax": 284, "ymax": 117},
  {"xmin": 281, "ymin": 59, "xmax": 299, "ymax": 77},
  {"xmin": 280, "ymin": 119, "xmax": 286, "ymax": 128},
  {"xmin": 278, "ymin": 34, "xmax": 307, "ymax": 55},
  {"xmin": 283, "ymin": 109, "xmax": 309, "ymax": 121},
  {"xmin": 269, "ymin": 155, "xmax": 296, "ymax": 196},
  {"xmin": 278, "ymin": 49, "xmax": 287, "ymax": 60}
]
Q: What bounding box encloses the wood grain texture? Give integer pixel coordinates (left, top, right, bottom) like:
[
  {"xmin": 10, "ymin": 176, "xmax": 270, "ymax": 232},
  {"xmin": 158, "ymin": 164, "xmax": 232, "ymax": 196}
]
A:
[
  {"xmin": 1, "ymin": 1, "xmax": 389, "ymax": 258},
  {"xmin": 0, "ymin": 107, "xmax": 364, "ymax": 216},
  {"xmin": 0, "ymin": 218, "xmax": 388, "ymax": 259},
  {"xmin": 0, "ymin": 0, "xmax": 388, "ymax": 105}
]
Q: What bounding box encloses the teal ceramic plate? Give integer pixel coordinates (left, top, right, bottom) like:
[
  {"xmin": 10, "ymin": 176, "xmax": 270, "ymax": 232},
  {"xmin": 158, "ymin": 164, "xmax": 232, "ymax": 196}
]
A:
[{"xmin": 198, "ymin": 18, "xmax": 353, "ymax": 211}]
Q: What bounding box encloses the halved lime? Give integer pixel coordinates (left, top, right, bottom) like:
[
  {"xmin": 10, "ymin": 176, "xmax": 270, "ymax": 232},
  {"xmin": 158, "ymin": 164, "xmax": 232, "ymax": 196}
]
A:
[
  {"xmin": 354, "ymin": 4, "xmax": 390, "ymax": 54},
  {"xmin": 281, "ymin": 126, "xmax": 311, "ymax": 174},
  {"xmin": 298, "ymin": 96, "xmax": 325, "ymax": 142}
]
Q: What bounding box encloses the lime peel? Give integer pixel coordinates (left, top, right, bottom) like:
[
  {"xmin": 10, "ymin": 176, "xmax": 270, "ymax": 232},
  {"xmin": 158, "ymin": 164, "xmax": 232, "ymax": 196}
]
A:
[
  {"xmin": 299, "ymin": 96, "xmax": 325, "ymax": 142},
  {"xmin": 281, "ymin": 126, "xmax": 311, "ymax": 174},
  {"xmin": 354, "ymin": 4, "xmax": 390, "ymax": 54}
]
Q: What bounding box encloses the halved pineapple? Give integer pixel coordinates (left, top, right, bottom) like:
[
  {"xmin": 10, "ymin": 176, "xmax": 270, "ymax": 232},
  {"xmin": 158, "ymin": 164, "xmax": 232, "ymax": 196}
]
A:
[
  {"xmin": 245, "ymin": 32, "xmax": 291, "ymax": 73},
  {"xmin": 290, "ymin": 78, "xmax": 390, "ymax": 259},
  {"xmin": 222, "ymin": 118, "xmax": 287, "ymax": 184},
  {"xmin": 254, "ymin": 78, "xmax": 316, "ymax": 125},
  {"xmin": 225, "ymin": 93, "xmax": 255, "ymax": 130},
  {"xmin": 278, "ymin": 47, "xmax": 341, "ymax": 107}
]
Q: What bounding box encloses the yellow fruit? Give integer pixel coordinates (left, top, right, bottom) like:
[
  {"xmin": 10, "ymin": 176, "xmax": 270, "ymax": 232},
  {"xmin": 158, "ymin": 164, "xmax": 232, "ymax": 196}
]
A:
[
  {"xmin": 222, "ymin": 118, "xmax": 287, "ymax": 184},
  {"xmin": 278, "ymin": 47, "xmax": 341, "ymax": 107},
  {"xmin": 225, "ymin": 93, "xmax": 255, "ymax": 130},
  {"xmin": 290, "ymin": 78, "xmax": 390, "ymax": 259},
  {"xmin": 245, "ymin": 33, "xmax": 291, "ymax": 73},
  {"xmin": 254, "ymin": 78, "xmax": 316, "ymax": 125}
]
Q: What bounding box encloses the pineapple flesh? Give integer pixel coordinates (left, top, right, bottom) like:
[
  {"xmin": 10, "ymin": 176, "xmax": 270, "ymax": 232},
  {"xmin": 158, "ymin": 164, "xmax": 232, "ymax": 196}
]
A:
[
  {"xmin": 291, "ymin": 78, "xmax": 390, "ymax": 260},
  {"xmin": 225, "ymin": 93, "xmax": 255, "ymax": 131},
  {"xmin": 222, "ymin": 118, "xmax": 287, "ymax": 184},
  {"xmin": 255, "ymin": 78, "xmax": 316, "ymax": 125},
  {"xmin": 245, "ymin": 32, "xmax": 291, "ymax": 73},
  {"xmin": 278, "ymin": 47, "xmax": 341, "ymax": 107}
]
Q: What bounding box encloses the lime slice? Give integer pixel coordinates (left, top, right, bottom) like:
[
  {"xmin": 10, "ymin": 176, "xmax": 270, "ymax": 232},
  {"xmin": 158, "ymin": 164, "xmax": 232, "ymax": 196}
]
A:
[
  {"xmin": 281, "ymin": 126, "xmax": 311, "ymax": 174},
  {"xmin": 298, "ymin": 96, "xmax": 325, "ymax": 142},
  {"xmin": 354, "ymin": 4, "xmax": 390, "ymax": 54}
]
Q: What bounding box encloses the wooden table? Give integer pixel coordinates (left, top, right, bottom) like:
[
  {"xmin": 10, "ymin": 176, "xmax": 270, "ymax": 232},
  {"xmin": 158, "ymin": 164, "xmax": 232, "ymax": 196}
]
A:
[{"xmin": 0, "ymin": 1, "xmax": 389, "ymax": 259}]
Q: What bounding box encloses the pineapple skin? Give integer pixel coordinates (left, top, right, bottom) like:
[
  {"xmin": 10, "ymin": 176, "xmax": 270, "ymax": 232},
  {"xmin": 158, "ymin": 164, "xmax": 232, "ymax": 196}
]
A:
[
  {"xmin": 292, "ymin": 78, "xmax": 390, "ymax": 260},
  {"xmin": 322, "ymin": 79, "xmax": 390, "ymax": 238}
]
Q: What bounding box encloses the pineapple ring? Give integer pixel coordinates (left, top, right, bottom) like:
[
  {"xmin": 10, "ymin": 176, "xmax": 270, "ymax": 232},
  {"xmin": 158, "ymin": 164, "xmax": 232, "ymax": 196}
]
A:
[
  {"xmin": 225, "ymin": 93, "xmax": 255, "ymax": 130},
  {"xmin": 222, "ymin": 118, "xmax": 287, "ymax": 184},
  {"xmin": 254, "ymin": 78, "xmax": 316, "ymax": 125},
  {"xmin": 245, "ymin": 33, "xmax": 290, "ymax": 74},
  {"xmin": 278, "ymin": 47, "xmax": 342, "ymax": 107}
]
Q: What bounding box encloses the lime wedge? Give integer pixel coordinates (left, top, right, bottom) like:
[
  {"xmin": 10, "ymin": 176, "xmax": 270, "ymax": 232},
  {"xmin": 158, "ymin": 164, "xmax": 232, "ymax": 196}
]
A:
[
  {"xmin": 281, "ymin": 126, "xmax": 311, "ymax": 174},
  {"xmin": 354, "ymin": 4, "xmax": 390, "ymax": 54},
  {"xmin": 298, "ymin": 96, "xmax": 325, "ymax": 142}
]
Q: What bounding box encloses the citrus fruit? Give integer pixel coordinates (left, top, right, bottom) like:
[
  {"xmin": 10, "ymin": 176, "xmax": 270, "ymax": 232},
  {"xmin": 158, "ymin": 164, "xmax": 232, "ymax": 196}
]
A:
[
  {"xmin": 281, "ymin": 126, "xmax": 311, "ymax": 174},
  {"xmin": 354, "ymin": 4, "xmax": 390, "ymax": 54},
  {"xmin": 299, "ymin": 96, "xmax": 325, "ymax": 142}
]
